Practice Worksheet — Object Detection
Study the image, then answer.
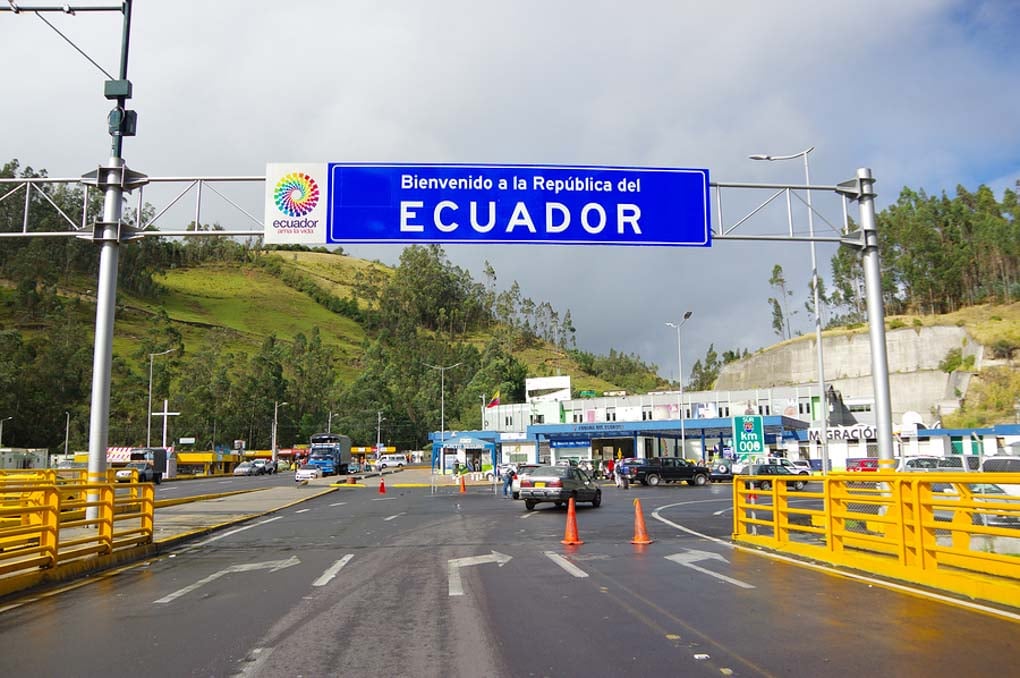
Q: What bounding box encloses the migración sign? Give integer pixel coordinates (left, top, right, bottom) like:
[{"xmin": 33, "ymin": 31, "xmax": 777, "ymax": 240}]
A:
[{"xmin": 264, "ymin": 163, "xmax": 711, "ymax": 247}]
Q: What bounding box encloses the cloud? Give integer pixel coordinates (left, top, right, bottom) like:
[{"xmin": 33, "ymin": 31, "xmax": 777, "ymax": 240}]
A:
[{"xmin": 3, "ymin": 0, "xmax": 1018, "ymax": 383}]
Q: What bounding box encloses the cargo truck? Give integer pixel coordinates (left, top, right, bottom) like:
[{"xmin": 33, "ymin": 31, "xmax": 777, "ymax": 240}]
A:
[{"xmin": 306, "ymin": 433, "xmax": 352, "ymax": 476}]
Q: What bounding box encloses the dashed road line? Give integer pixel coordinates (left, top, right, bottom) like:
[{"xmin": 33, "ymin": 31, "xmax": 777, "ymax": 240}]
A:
[
  {"xmin": 313, "ymin": 554, "xmax": 354, "ymax": 587},
  {"xmin": 383, "ymin": 512, "xmax": 405, "ymax": 521},
  {"xmin": 544, "ymin": 551, "xmax": 588, "ymax": 578}
]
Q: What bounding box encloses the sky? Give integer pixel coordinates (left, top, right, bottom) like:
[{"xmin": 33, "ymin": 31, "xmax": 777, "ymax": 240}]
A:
[{"xmin": 3, "ymin": 1, "xmax": 1020, "ymax": 384}]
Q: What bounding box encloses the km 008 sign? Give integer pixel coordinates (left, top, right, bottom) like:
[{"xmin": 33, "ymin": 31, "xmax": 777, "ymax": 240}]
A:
[
  {"xmin": 264, "ymin": 163, "xmax": 711, "ymax": 247},
  {"xmin": 732, "ymin": 415, "xmax": 766, "ymax": 455}
]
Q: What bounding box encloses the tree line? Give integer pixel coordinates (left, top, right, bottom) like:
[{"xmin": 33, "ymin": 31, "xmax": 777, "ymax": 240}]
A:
[
  {"xmin": 768, "ymin": 182, "xmax": 1020, "ymax": 338},
  {"xmin": 0, "ymin": 160, "xmax": 658, "ymax": 451}
]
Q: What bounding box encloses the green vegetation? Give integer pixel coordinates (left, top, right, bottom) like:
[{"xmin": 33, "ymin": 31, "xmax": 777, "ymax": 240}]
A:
[{"xmin": 2, "ymin": 158, "xmax": 1018, "ymax": 452}]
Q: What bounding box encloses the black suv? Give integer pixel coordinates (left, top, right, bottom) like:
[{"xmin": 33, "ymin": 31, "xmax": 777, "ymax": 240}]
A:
[{"xmin": 620, "ymin": 457, "xmax": 711, "ymax": 487}]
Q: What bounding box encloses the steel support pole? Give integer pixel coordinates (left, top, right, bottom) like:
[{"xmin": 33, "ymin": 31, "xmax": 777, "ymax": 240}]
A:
[
  {"xmin": 856, "ymin": 168, "xmax": 895, "ymax": 466},
  {"xmin": 86, "ymin": 158, "xmax": 123, "ymax": 518},
  {"xmin": 804, "ymin": 154, "xmax": 829, "ymax": 473}
]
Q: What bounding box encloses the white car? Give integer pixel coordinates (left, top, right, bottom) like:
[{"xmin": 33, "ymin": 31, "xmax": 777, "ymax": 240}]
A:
[
  {"xmin": 294, "ymin": 464, "xmax": 323, "ymax": 482},
  {"xmin": 376, "ymin": 454, "xmax": 406, "ymax": 469},
  {"xmin": 789, "ymin": 459, "xmax": 814, "ymax": 475}
]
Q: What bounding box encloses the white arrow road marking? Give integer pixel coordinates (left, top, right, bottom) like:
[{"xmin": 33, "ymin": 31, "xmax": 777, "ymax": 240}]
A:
[
  {"xmin": 154, "ymin": 556, "xmax": 301, "ymax": 604},
  {"xmin": 544, "ymin": 551, "xmax": 588, "ymax": 578},
  {"xmin": 666, "ymin": 550, "xmax": 755, "ymax": 589},
  {"xmin": 383, "ymin": 512, "xmax": 406, "ymax": 521},
  {"xmin": 313, "ymin": 554, "xmax": 354, "ymax": 587},
  {"xmin": 448, "ymin": 551, "xmax": 512, "ymax": 596}
]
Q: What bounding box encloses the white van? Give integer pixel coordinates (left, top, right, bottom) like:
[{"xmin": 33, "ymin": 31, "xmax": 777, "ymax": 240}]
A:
[{"xmin": 376, "ymin": 454, "xmax": 406, "ymax": 469}]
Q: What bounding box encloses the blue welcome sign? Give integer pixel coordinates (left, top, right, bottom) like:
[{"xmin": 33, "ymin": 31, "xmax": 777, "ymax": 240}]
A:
[{"xmin": 264, "ymin": 163, "xmax": 711, "ymax": 247}]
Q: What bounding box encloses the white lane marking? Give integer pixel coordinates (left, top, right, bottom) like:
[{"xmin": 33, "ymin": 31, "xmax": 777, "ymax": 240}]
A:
[
  {"xmin": 218, "ymin": 481, "xmax": 232, "ymax": 484},
  {"xmin": 650, "ymin": 500, "xmax": 1020, "ymax": 623},
  {"xmin": 544, "ymin": 551, "xmax": 589, "ymax": 578},
  {"xmin": 155, "ymin": 556, "xmax": 300, "ymax": 604},
  {"xmin": 295, "ymin": 508, "xmax": 311, "ymax": 514},
  {"xmin": 448, "ymin": 551, "xmax": 512, "ymax": 596},
  {"xmin": 665, "ymin": 550, "xmax": 755, "ymax": 589},
  {"xmin": 179, "ymin": 517, "xmax": 282, "ymax": 552},
  {"xmin": 313, "ymin": 554, "xmax": 354, "ymax": 587},
  {"xmin": 519, "ymin": 512, "xmax": 535, "ymax": 519},
  {"xmin": 371, "ymin": 497, "xmax": 394, "ymax": 501},
  {"xmin": 383, "ymin": 512, "xmax": 405, "ymax": 521},
  {"xmin": 329, "ymin": 502, "xmax": 347, "ymax": 507}
]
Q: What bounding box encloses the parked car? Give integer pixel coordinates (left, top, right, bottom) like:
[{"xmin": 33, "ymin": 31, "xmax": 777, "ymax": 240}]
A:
[
  {"xmin": 233, "ymin": 461, "xmax": 258, "ymax": 476},
  {"xmin": 789, "ymin": 459, "xmax": 814, "ymax": 475},
  {"xmin": 252, "ymin": 459, "xmax": 276, "ymax": 475},
  {"xmin": 982, "ymin": 456, "xmax": 1020, "ymax": 473},
  {"xmin": 376, "ymin": 454, "xmax": 406, "ymax": 469},
  {"xmin": 846, "ymin": 458, "xmax": 880, "ymax": 472},
  {"xmin": 741, "ymin": 464, "xmax": 806, "ymax": 491},
  {"xmin": 511, "ymin": 464, "xmax": 542, "ymax": 500},
  {"xmin": 518, "ymin": 465, "xmax": 602, "ymax": 510},
  {"xmin": 931, "ymin": 482, "xmax": 1020, "ymax": 528},
  {"xmin": 710, "ymin": 460, "xmax": 734, "ymax": 483},
  {"xmin": 618, "ymin": 457, "xmax": 711, "ymax": 486},
  {"xmin": 294, "ymin": 464, "xmax": 323, "ymax": 482},
  {"xmin": 115, "ymin": 461, "xmax": 157, "ymax": 483}
]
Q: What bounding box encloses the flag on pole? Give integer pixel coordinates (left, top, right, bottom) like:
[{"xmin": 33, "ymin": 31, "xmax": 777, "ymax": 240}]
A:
[{"xmin": 486, "ymin": 390, "xmax": 500, "ymax": 408}]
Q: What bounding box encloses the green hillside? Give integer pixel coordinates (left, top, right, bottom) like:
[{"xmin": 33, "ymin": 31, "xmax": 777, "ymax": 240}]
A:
[{"xmin": 0, "ymin": 244, "xmax": 661, "ymax": 452}]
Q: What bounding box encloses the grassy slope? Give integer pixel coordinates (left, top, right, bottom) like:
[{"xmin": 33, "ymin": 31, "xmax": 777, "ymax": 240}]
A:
[{"xmin": 1, "ymin": 251, "xmax": 636, "ymax": 393}]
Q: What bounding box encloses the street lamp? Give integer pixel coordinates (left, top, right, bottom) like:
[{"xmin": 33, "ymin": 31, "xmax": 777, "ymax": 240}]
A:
[
  {"xmin": 64, "ymin": 411, "xmax": 71, "ymax": 457},
  {"xmin": 0, "ymin": 416, "xmax": 11, "ymax": 447},
  {"xmin": 147, "ymin": 348, "xmax": 177, "ymax": 447},
  {"xmin": 272, "ymin": 400, "xmax": 288, "ymax": 464},
  {"xmin": 666, "ymin": 311, "xmax": 693, "ymax": 458},
  {"xmin": 425, "ymin": 362, "xmax": 462, "ymax": 472},
  {"xmin": 750, "ymin": 147, "xmax": 829, "ymax": 472}
]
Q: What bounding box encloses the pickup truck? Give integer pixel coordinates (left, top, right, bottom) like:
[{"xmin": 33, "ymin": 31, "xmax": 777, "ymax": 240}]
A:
[{"xmin": 619, "ymin": 457, "xmax": 711, "ymax": 487}]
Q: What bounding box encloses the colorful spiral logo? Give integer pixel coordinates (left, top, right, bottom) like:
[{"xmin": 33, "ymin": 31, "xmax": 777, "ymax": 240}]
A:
[{"xmin": 274, "ymin": 173, "xmax": 320, "ymax": 217}]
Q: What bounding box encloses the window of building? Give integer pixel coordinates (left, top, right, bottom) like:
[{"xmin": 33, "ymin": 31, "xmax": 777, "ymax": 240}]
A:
[
  {"xmin": 504, "ymin": 415, "xmax": 513, "ymax": 427},
  {"xmin": 849, "ymin": 403, "xmax": 872, "ymax": 413},
  {"xmin": 606, "ymin": 408, "xmax": 617, "ymax": 422},
  {"xmin": 642, "ymin": 406, "xmax": 653, "ymax": 421},
  {"xmin": 573, "ymin": 412, "xmax": 583, "ymax": 423}
]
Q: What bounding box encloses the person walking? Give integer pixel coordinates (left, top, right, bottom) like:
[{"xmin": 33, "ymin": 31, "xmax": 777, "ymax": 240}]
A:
[{"xmin": 502, "ymin": 465, "xmax": 515, "ymax": 498}]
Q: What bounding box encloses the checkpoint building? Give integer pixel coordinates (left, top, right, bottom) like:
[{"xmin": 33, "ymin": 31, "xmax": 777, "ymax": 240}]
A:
[{"xmin": 430, "ymin": 376, "xmax": 1020, "ymax": 472}]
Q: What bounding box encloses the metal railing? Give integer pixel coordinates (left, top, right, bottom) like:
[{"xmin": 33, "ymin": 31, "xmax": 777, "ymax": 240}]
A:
[
  {"xmin": 732, "ymin": 472, "xmax": 1020, "ymax": 607},
  {"xmin": 0, "ymin": 474, "xmax": 154, "ymax": 581}
]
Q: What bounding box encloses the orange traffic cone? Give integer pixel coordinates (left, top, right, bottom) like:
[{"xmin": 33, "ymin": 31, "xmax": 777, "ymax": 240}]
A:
[
  {"xmin": 378, "ymin": 477, "xmax": 386, "ymax": 494},
  {"xmin": 459, "ymin": 474, "xmax": 467, "ymax": 494},
  {"xmin": 631, "ymin": 498, "xmax": 653, "ymax": 544},
  {"xmin": 561, "ymin": 497, "xmax": 584, "ymax": 545}
]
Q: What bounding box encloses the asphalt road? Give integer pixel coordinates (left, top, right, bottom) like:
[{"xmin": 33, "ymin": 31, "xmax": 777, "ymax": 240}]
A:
[{"xmin": 0, "ymin": 481, "xmax": 1015, "ymax": 677}]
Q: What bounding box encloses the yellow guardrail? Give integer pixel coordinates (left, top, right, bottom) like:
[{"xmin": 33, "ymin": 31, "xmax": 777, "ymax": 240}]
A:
[
  {"xmin": 732, "ymin": 472, "xmax": 1020, "ymax": 607},
  {"xmin": 0, "ymin": 478, "xmax": 154, "ymax": 581}
]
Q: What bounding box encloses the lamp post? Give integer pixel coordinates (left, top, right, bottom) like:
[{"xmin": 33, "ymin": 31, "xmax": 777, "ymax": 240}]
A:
[
  {"xmin": 425, "ymin": 362, "xmax": 462, "ymax": 472},
  {"xmin": 147, "ymin": 348, "xmax": 177, "ymax": 447},
  {"xmin": 0, "ymin": 416, "xmax": 11, "ymax": 447},
  {"xmin": 65, "ymin": 411, "xmax": 71, "ymax": 457},
  {"xmin": 272, "ymin": 401, "xmax": 288, "ymax": 464},
  {"xmin": 749, "ymin": 147, "xmax": 829, "ymax": 471},
  {"xmin": 666, "ymin": 311, "xmax": 693, "ymax": 458}
]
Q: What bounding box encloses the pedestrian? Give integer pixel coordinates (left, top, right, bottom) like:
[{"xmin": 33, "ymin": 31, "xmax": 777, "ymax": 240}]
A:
[
  {"xmin": 606, "ymin": 458, "xmax": 615, "ymax": 481},
  {"xmin": 502, "ymin": 465, "xmax": 514, "ymax": 498}
]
